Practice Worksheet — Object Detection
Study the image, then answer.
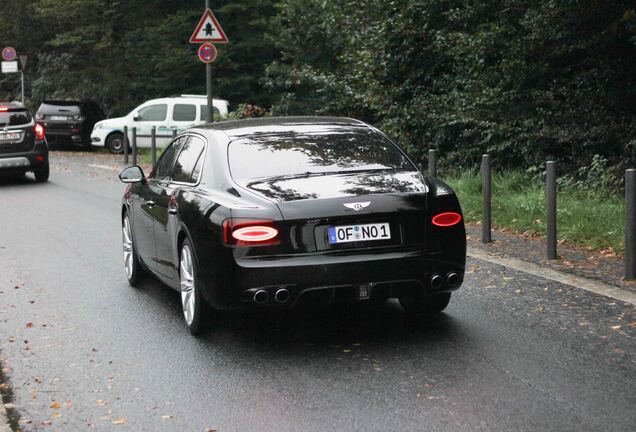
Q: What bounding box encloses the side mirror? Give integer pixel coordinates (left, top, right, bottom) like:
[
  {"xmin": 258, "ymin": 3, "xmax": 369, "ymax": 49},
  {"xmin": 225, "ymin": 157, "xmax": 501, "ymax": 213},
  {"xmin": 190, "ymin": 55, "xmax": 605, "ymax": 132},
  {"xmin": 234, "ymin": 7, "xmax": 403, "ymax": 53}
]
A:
[
  {"xmin": 133, "ymin": 112, "xmax": 141, "ymax": 121},
  {"xmin": 119, "ymin": 166, "xmax": 146, "ymax": 183}
]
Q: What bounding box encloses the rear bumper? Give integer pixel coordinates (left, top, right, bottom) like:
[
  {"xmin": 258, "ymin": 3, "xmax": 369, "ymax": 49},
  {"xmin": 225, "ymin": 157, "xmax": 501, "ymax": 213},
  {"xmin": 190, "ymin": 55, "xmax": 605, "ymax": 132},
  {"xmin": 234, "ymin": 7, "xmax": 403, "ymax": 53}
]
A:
[
  {"xmin": 0, "ymin": 143, "xmax": 48, "ymax": 174},
  {"xmin": 201, "ymin": 247, "xmax": 465, "ymax": 310}
]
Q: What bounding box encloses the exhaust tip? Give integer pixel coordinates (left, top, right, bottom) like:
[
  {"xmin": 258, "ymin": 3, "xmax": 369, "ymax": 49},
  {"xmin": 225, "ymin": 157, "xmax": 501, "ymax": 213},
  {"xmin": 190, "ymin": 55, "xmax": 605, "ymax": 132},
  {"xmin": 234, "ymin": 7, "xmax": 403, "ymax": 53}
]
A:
[
  {"xmin": 274, "ymin": 288, "xmax": 290, "ymax": 304},
  {"xmin": 447, "ymin": 272, "xmax": 460, "ymax": 288},
  {"xmin": 431, "ymin": 274, "xmax": 444, "ymax": 290},
  {"xmin": 253, "ymin": 290, "xmax": 269, "ymax": 305}
]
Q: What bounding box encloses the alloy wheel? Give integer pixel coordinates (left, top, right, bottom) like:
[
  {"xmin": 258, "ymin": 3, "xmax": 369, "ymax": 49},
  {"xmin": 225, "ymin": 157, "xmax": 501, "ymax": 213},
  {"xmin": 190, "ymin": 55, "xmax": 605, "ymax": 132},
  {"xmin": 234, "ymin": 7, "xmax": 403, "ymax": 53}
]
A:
[
  {"xmin": 122, "ymin": 217, "xmax": 134, "ymax": 279},
  {"xmin": 180, "ymin": 244, "xmax": 196, "ymax": 326}
]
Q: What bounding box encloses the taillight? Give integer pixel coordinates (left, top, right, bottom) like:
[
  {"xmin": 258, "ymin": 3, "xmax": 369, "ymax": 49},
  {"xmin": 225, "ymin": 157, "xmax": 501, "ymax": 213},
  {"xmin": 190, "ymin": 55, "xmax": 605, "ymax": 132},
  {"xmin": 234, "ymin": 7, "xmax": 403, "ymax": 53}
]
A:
[
  {"xmin": 432, "ymin": 212, "xmax": 462, "ymax": 227},
  {"xmin": 35, "ymin": 123, "xmax": 45, "ymax": 140},
  {"xmin": 0, "ymin": 107, "xmax": 8, "ymax": 112},
  {"xmin": 223, "ymin": 219, "xmax": 279, "ymax": 246}
]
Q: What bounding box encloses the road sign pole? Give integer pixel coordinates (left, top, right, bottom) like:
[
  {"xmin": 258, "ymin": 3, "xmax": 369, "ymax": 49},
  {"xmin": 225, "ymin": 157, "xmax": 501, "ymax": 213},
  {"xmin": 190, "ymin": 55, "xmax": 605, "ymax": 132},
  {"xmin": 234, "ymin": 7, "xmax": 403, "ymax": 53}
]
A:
[
  {"xmin": 206, "ymin": 63, "xmax": 213, "ymax": 123},
  {"xmin": 205, "ymin": 0, "xmax": 214, "ymax": 123},
  {"xmin": 20, "ymin": 71, "xmax": 24, "ymax": 103}
]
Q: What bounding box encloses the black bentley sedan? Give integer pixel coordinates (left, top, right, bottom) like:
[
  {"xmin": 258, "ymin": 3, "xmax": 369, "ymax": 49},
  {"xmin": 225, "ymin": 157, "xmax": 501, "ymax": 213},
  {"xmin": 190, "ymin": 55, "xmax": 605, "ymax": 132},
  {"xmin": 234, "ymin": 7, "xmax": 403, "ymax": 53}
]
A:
[{"xmin": 119, "ymin": 117, "xmax": 466, "ymax": 334}]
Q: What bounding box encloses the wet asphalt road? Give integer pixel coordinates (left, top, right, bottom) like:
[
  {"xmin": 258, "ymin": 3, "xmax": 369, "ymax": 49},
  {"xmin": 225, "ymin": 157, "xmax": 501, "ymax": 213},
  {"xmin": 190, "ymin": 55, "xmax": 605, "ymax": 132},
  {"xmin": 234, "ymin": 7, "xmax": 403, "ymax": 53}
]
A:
[{"xmin": 0, "ymin": 163, "xmax": 635, "ymax": 431}]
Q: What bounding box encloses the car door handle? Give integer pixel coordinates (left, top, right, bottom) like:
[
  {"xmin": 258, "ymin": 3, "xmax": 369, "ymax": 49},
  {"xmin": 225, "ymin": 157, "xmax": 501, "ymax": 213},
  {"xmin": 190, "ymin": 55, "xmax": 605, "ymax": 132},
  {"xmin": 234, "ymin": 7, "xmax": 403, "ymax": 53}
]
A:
[{"xmin": 147, "ymin": 200, "xmax": 155, "ymax": 207}]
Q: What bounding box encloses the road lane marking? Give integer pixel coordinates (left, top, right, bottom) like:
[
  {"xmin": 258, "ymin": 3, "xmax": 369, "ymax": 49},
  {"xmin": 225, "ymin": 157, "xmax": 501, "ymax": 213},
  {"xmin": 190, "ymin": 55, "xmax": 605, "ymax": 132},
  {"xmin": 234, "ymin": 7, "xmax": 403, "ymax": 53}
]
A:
[{"xmin": 468, "ymin": 247, "xmax": 636, "ymax": 306}]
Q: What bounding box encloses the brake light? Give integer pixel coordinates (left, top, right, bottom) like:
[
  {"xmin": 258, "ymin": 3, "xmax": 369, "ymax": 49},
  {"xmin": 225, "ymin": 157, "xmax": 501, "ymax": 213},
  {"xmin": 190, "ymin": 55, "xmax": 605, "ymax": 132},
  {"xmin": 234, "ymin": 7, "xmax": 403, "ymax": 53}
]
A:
[
  {"xmin": 432, "ymin": 212, "xmax": 462, "ymax": 227},
  {"xmin": 35, "ymin": 123, "xmax": 45, "ymax": 140},
  {"xmin": 0, "ymin": 107, "xmax": 8, "ymax": 112},
  {"xmin": 223, "ymin": 219, "xmax": 279, "ymax": 246}
]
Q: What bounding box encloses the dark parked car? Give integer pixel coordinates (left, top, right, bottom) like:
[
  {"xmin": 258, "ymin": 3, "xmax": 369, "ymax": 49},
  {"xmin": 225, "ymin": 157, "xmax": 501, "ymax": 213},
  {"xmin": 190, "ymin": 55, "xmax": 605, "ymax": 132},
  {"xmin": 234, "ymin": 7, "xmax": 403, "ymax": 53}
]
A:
[
  {"xmin": 36, "ymin": 100, "xmax": 105, "ymax": 149},
  {"xmin": 118, "ymin": 117, "xmax": 466, "ymax": 334},
  {"xmin": 0, "ymin": 101, "xmax": 49, "ymax": 182}
]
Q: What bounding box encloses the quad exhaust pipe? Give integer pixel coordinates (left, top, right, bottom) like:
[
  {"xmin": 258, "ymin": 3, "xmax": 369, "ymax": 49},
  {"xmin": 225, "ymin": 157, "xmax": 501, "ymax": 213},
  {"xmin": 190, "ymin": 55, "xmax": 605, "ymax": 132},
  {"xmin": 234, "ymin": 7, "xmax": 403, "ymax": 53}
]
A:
[
  {"xmin": 274, "ymin": 288, "xmax": 290, "ymax": 304},
  {"xmin": 431, "ymin": 272, "xmax": 461, "ymax": 290},
  {"xmin": 446, "ymin": 272, "xmax": 460, "ymax": 288},
  {"xmin": 431, "ymin": 274, "xmax": 444, "ymax": 290},
  {"xmin": 253, "ymin": 288, "xmax": 290, "ymax": 304},
  {"xmin": 253, "ymin": 290, "xmax": 269, "ymax": 304}
]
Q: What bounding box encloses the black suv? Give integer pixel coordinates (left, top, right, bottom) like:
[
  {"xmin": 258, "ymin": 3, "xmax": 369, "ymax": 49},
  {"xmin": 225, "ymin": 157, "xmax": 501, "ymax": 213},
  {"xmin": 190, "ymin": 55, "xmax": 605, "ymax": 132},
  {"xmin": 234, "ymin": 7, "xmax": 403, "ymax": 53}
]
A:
[
  {"xmin": 0, "ymin": 101, "xmax": 49, "ymax": 182},
  {"xmin": 35, "ymin": 100, "xmax": 104, "ymax": 149}
]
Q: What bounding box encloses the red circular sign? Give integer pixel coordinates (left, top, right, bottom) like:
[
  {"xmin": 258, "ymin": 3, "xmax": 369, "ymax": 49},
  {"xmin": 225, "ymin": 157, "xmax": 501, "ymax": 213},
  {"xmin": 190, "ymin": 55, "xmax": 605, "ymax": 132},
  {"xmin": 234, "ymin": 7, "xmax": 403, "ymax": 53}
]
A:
[
  {"xmin": 2, "ymin": 47, "xmax": 17, "ymax": 61},
  {"xmin": 198, "ymin": 43, "xmax": 217, "ymax": 64}
]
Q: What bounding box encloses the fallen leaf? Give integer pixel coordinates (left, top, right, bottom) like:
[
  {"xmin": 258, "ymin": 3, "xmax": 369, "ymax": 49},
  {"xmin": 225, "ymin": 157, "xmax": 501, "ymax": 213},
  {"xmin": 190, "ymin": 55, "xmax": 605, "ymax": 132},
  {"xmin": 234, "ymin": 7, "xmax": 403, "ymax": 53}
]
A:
[
  {"xmin": 42, "ymin": 420, "xmax": 52, "ymax": 426},
  {"xmin": 161, "ymin": 415, "xmax": 173, "ymax": 419},
  {"xmin": 50, "ymin": 401, "xmax": 61, "ymax": 409},
  {"xmin": 112, "ymin": 418, "xmax": 126, "ymax": 425},
  {"xmin": 4, "ymin": 403, "xmax": 15, "ymax": 410},
  {"xmin": 611, "ymin": 325, "xmax": 621, "ymax": 330},
  {"xmin": 52, "ymin": 413, "xmax": 62, "ymax": 418},
  {"xmin": 25, "ymin": 322, "xmax": 34, "ymax": 328},
  {"xmin": 96, "ymin": 400, "xmax": 106, "ymax": 406},
  {"xmin": 19, "ymin": 419, "xmax": 33, "ymax": 424}
]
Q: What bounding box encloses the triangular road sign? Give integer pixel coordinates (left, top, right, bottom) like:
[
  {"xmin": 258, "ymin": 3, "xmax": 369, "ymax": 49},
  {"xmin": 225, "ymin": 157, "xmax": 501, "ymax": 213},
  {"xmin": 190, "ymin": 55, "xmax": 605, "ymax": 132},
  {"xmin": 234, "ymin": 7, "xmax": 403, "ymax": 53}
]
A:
[{"xmin": 190, "ymin": 8, "xmax": 228, "ymax": 44}]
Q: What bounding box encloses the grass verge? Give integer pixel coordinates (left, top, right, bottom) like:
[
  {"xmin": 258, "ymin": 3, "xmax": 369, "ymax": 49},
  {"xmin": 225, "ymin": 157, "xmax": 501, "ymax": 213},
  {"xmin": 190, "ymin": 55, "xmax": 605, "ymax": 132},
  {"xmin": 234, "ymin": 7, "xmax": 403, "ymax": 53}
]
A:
[{"xmin": 444, "ymin": 170, "xmax": 624, "ymax": 255}]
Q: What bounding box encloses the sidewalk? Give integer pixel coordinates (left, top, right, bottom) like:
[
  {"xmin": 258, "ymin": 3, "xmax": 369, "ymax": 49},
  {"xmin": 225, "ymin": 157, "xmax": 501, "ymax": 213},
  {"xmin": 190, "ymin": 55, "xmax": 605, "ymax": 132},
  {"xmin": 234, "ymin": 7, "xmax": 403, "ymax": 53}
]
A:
[{"xmin": 466, "ymin": 223, "xmax": 636, "ymax": 293}]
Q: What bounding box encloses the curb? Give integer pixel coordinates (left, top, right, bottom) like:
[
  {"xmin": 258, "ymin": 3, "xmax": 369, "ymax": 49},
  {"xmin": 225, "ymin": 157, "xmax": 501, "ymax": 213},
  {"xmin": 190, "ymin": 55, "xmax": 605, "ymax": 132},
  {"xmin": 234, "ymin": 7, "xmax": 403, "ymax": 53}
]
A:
[{"xmin": 468, "ymin": 247, "xmax": 636, "ymax": 306}]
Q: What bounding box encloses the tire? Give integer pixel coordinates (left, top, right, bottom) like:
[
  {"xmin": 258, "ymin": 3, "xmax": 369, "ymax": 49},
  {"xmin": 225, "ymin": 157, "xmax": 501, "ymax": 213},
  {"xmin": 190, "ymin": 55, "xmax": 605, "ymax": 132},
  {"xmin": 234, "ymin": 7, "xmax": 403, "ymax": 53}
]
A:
[
  {"xmin": 122, "ymin": 213, "xmax": 144, "ymax": 287},
  {"xmin": 399, "ymin": 292, "xmax": 452, "ymax": 315},
  {"xmin": 179, "ymin": 237, "xmax": 209, "ymax": 335},
  {"xmin": 34, "ymin": 163, "xmax": 49, "ymax": 183},
  {"xmin": 106, "ymin": 132, "xmax": 125, "ymax": 154}
]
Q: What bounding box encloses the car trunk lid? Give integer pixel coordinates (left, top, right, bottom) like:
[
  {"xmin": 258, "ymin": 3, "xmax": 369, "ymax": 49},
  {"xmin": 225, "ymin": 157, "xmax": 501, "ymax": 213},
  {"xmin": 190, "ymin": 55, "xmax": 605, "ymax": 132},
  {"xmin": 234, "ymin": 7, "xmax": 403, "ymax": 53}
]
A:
[{"xmin": 240, "ymin": 170, "xmax": 429, "ymax": 253}]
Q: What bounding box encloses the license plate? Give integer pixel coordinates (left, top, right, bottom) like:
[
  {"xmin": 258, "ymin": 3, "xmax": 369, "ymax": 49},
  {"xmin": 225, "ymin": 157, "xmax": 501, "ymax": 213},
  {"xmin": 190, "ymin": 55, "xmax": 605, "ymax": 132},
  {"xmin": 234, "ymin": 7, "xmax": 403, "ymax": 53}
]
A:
[
  {"xmin": 328, "ymin": 222, "xmax": 391, "ymax": 244},
  {"xmin": 50, "ymin": 115, "xmax": 68, "ymax": 121},
  {"xmin": 0, "ymin": 131, "xmax": 20, "ymax": 141}
]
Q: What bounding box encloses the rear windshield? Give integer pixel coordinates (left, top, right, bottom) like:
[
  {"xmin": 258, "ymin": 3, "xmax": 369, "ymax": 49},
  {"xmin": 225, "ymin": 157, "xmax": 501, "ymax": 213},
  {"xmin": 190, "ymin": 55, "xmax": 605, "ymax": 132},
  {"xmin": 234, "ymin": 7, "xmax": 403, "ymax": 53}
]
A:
[
  {"xmin": 229, "ymin": 128, "xmax": 414, "ymax": 182},
  {"xmin": 0, "ymin": 109, "xmax": 32, "ymax": 127},
  {"xmin": 37, "ymin": 103, "xmax": 81, "ymax": 115}
]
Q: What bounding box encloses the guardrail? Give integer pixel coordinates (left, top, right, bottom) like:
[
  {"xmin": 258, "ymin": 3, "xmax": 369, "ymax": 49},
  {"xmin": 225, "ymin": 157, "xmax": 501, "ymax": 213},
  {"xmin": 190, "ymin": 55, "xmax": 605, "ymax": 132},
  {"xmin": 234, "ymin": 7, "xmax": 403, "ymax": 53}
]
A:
[{"xmin": 427, "ymin": 150, "xmax": 636, "ymax": 280}]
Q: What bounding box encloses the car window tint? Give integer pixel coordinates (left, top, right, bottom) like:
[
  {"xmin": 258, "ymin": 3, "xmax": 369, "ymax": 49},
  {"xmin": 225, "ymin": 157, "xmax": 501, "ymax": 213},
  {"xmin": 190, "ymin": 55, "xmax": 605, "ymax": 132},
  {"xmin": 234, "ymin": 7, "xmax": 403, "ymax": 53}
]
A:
[
  {"xmin": 0, "ymin": 110, "xmax": 32, "ymax": 127},
  {"xmin": 154, "ymin": 137, "xmax": 184, "ymax": 179},
  {"xmin": 137, "ymin": 104, "xmax": 167, "ymax": 121},
  {"xmin": 172, "ymin": 136, "xmax": 205, "ymax": 183},
  {"xmin": 37, "ymin": 103, "xmax": 81, "ymax": 115},
  {"xmin": 229, "ymin": 128, "xmax": 414, "ymax": 182},
  {"xmin": 173, "ymin": 104, "xmax": 196, "ymax": 122},
  {"xmin": 199, "ymin": 105, "xmax": 221, "ymax": 121}
]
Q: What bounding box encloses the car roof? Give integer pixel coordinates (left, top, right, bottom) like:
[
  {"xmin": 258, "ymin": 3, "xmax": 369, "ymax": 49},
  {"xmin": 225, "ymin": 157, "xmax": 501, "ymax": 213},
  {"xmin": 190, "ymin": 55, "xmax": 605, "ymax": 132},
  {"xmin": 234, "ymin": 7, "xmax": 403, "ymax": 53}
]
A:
[
  {"xmin": 141, "ymin": 96, "xmax": 229, "ymax": 105},
  {"xmin": 0, "ymin": 101, "xmax": 26, "ymax": 109},
  {"xmin": 196, "ymin": 116, "xmax": 370, "ymax": 139}
]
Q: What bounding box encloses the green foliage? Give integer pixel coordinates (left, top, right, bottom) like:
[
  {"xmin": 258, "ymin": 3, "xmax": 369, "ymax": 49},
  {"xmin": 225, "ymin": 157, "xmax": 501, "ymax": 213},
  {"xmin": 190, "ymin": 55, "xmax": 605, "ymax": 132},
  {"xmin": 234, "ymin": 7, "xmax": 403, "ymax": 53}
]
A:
[
  {"xmin": 265, "ymin": 1, "xmax": 636, "ymax": 183},
  {"xmin": 1, "ymin": 0, "xmax": 280, "ymax": 116},
  {"xmin": 446, "ymin": 169, "xmax": 625, "ymax": 253}
]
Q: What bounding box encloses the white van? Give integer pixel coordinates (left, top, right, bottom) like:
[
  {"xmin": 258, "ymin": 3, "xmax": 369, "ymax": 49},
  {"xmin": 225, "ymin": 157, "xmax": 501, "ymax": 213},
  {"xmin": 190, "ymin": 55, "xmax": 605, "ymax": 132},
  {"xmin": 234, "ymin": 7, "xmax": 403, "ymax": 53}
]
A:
[{"xmin": 90, "ymin": 95, "xmax": 229, "ymax": 153}]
